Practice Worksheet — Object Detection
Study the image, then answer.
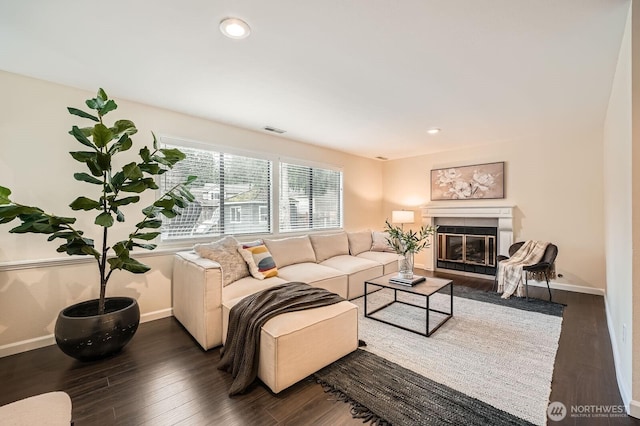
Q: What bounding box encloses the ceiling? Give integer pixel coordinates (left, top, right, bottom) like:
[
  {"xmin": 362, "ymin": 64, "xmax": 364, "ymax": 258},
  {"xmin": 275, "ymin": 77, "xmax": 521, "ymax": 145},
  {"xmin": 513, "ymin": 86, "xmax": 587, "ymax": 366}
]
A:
[{"xmin": 0, "ymin": 0, "xmax": 631, "ymax": 160}]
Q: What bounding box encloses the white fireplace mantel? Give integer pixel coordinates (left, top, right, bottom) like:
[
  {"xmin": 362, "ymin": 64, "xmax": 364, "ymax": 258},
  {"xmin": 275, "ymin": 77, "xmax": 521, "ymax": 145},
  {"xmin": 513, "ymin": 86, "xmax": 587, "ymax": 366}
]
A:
[{"xmin": 420, "ymin": 204, "xmax": 515, "ymax": 272}]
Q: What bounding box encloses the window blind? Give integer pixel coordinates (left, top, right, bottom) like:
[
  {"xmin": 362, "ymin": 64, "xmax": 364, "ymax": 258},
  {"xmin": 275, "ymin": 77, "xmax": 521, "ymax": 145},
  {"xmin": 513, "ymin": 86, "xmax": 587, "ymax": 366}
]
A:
[
  {"xmin": 279, "ymin": 162, "xmax": 342, "ymax": 232},
  {"xmin": 159, "ymin": 144, "xmax": 271, "ymax": 240}
]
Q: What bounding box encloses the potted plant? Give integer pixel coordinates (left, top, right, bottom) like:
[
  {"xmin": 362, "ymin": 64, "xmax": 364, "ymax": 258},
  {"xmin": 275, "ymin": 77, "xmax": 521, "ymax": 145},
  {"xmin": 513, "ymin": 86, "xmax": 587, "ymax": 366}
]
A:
[
  {"xmin": 384, "ymin": 219, "xmax": 437, "ymax": 279},
  {"xmin": 0, "ymin": 89, "xmax": 195, "ymax": 361}
]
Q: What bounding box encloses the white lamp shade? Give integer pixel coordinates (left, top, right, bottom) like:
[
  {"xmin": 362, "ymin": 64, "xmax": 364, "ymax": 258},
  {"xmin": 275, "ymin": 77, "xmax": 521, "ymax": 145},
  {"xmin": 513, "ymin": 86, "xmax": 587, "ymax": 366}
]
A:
[{"xmin": 391, "ymin": 210, "xmax": 415, "ymax": 224}]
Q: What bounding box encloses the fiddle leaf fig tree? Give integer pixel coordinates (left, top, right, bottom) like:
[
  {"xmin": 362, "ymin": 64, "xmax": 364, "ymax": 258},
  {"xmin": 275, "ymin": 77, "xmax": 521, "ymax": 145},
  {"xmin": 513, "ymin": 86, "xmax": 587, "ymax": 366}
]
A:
[{"xmin": 0, "ymin": 89, "xmax": 196, "ymax": 314}]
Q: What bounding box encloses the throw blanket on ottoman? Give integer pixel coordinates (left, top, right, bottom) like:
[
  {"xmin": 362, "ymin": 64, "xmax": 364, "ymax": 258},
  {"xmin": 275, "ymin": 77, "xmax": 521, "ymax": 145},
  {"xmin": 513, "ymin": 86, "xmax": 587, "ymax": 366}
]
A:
[
  {"xmin": 218, "ymin": 282, "xmax": 345, "ymax": 396},
  {"xmin": 497, "ymin": 240, "xmax": 548, "ymax": 299}
]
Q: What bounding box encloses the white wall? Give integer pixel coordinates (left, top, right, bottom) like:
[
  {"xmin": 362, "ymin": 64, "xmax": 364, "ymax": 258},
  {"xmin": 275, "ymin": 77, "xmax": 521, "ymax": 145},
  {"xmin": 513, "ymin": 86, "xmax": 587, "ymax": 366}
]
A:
[
  {"xmin": 0, "ymin": 71, "xmax": 384, "ymax": 354},
  {"xmin": 603, "ymin": 4, "xmax": 634, "ymax": 410},
  {"xmin": 382, "ymin": 131, "xmax": 606, "ymax": 291}
]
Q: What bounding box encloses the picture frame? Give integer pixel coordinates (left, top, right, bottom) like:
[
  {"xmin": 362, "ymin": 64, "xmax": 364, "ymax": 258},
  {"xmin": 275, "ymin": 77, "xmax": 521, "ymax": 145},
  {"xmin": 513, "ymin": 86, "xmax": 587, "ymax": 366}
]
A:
[{"xmin": 430, "ymin": 161, "xmax": 505, "ymax": 201}]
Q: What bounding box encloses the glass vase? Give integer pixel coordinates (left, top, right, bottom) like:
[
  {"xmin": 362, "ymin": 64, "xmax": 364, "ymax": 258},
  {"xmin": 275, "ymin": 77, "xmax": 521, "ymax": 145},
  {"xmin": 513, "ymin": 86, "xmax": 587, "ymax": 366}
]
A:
[{"xmin": 398, "ymin": 252, "xmax": 415, "ymax": 279}]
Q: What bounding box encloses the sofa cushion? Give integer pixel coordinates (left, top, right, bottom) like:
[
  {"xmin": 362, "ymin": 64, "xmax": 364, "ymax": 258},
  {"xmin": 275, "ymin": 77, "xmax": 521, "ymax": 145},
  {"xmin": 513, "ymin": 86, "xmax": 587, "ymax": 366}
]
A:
[
  {"xmin": 264, "ymin": 236, "xmax": 317, "ymax": 268},
  {"xmin": 222, "ymin": 275, "xmax": 288, "ymax": 303},
  {"xmin": 277, "ymin": 263, "xmax": 349, "ymax": 298},
  {"xmin": 347, "ymin": 230, "xmax": 373, "ymax": 256},
  {"xmin": 194, "ymin": 236, "xmax": 250, "ymax": 286},
  {"xmin": 309, "ymin": 233, "xmax": 349, "ymax": 262},
  {"xmin": 320, "ymin": 254, "xmax": 381, "ymax": 274},
  {"xmin": 357, "ymin": 251, "xmax": 400, "ymax": 274},
  {"xmin": 371, "ymin": 231, "xmax": 394, "ymax": 252},
  {"xmin": 238, "ymin": 241, "xmax": 278, "ymax": 279}
]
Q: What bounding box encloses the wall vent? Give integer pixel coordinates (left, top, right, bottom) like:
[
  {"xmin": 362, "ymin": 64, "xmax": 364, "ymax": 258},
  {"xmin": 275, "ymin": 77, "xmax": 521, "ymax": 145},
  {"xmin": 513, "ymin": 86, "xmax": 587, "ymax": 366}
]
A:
[
  {"xmin": 375, "ymin": 156, "xmax": 388, "ymax": 161},
  {"xmin": 264, "ymin": 126, "xmax": 286, "ymax": 134}
]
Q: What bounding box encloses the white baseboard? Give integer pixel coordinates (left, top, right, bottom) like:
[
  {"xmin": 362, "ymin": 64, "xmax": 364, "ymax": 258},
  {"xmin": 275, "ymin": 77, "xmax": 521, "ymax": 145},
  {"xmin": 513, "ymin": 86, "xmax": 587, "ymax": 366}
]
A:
[
  {"xmin": 604, "ymin": 297, "xmax": 632, "ymax": 415},
  {"xmin": 0, "ymin": 335, "xmax": 56, "ymax": 358},
  {"xmin": 425, "ymin": 265, "xmax": 606, "ymax": 296},
  {"xmin": 526, "ymin": 280, "xmax": 605, "ymax": 296},
  {"xmin": 630, "ymin": 400, "xmax": 640, "ymax": 419},
  {"xmin": 0, "ymin": 307, "xmax": 174, "ymax": 359}
]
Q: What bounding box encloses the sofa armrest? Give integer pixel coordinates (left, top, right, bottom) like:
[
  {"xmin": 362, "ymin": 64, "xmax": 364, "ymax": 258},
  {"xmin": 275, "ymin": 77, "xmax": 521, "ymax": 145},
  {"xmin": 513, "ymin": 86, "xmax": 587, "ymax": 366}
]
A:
[{"xmin": 173, "ymin": 251, "xmax": 224, "ymax": 350}]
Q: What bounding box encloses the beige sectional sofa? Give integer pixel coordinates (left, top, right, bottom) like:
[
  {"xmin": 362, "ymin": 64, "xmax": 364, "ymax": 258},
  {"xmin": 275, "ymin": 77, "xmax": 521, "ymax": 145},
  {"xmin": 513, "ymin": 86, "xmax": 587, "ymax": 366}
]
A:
[{"xmin": 172, "ymin": 230, "xmax": 399, "ymax": 393}]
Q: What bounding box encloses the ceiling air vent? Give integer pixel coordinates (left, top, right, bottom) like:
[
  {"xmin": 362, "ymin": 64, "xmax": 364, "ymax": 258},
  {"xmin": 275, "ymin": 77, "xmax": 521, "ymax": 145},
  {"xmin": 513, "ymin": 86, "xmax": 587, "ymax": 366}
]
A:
[
  {"xmin": 264, "ymin": 126, "xmax": 286, "ymax": 134},
  {"xmin": 375, "ymin": 156, "xmax": 388, "ymax": 161}
]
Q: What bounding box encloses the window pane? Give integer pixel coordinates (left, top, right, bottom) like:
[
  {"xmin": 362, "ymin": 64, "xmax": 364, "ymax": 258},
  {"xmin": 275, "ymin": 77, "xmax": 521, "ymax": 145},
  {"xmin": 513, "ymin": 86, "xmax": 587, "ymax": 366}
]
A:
[
  {"xmin": 279, "ymin": 162, "xmax": 342, "ymax": 232},
  {"xmin": 159, "ymin": 144, "xmax": 271, "ymax": 240}
]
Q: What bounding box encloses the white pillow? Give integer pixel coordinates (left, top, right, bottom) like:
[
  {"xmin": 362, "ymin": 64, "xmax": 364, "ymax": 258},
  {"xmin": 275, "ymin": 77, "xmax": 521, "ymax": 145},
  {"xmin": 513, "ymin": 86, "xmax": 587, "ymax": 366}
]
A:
[
  {"xmin": 263, "ymin": 236, "xmax": 317, "ymax": 268},
  {"xmin": 347, "ymin": 230, "xmax": 373, "ymax": 256},
  {"xmin": 370, "ymin": 231, "xmax": 395, "ymax": 253},
  {"xmin": 194, "ymin": 236, "xmax": 250, "ymax": 286},
  {"xmin": 309, "ymin": 233, "xmax": 350, "ymax": 262}
]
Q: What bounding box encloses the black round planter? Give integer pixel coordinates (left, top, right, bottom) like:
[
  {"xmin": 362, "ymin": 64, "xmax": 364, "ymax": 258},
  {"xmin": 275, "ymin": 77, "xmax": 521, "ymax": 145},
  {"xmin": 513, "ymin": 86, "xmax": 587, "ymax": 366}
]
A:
[{"xmin": 54, "ymin": 297, "xmax": 140, "ymax": 362}]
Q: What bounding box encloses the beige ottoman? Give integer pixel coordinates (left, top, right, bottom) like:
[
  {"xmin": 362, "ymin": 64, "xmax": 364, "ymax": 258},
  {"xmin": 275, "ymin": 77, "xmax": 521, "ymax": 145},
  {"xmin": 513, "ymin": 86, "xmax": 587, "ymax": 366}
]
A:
[{"xmin": 223, "ymin": 298, "xmax": 358, "ymax": 394}]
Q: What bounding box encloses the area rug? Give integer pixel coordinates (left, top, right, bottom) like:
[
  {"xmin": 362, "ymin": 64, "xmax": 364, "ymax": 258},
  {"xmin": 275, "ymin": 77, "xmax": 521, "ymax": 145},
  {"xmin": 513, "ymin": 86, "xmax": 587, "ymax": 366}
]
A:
[{"xmin": 315, "ymin": 286, "xmax": 563, "ymax": 425}]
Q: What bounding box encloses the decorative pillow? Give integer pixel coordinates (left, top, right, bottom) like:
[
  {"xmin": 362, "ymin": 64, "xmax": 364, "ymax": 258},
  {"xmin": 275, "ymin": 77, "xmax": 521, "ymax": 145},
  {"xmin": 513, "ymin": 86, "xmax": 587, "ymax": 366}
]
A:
[
  {"xmin": 309, "ymin": 233, "xmax": 350, "ymax": 263},
  {"xmin": 371, "ymin": 231, "xmax": 395, "ymax": 253},
  {"xmin": 347, "ymin": 230, "xmax": 373, "ymax": 256},
  {"xmin": 237, "ymin": 240, "xmax": 278, "ymax": 280},
  {"xmin": 263, "ymin": 236, "xmax": 317, "ymax": 268},
  {"xmin": 194, "ymin": 236, "xmax": 249, "ymax": 286}
]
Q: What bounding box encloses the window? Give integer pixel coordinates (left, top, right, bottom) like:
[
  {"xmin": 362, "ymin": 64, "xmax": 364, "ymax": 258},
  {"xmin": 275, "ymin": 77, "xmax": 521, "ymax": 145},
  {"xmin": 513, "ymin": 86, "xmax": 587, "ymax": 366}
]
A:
[
  {"xmin": 259, "ymin": 206, "xmax": 268, "ymax": 224},
  {"xmin": 279, "ymin": 162, "xmax": 342, "ymax": 232},
  {"xmin": 159, "ymin": 142, "xmax": 271, "ymax": 240},
  {"xmin": 230, "ymin": 206, "xmax": 242, "ymax": 223}
]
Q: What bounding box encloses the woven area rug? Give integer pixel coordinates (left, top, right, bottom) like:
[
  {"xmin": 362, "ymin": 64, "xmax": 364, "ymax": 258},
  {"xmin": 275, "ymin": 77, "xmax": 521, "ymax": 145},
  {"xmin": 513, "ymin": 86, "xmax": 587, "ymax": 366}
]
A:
[{"xmin": 315, "ymin": 285, "xmax": 563, "ymax": 425}]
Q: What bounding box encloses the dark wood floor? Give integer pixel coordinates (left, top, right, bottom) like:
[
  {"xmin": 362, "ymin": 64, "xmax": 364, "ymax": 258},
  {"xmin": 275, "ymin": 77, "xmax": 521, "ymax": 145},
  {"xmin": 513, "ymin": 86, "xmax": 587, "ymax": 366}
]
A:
[{"xmin": 1, "ymin": 271, "xmax": 638, "ymax": 425}]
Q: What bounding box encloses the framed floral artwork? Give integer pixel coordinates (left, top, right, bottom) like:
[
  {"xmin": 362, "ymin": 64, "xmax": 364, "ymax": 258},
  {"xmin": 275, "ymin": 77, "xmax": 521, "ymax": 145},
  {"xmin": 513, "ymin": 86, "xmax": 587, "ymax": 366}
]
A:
[{"xmin": 430, "ymin": 162, "xmax": 505, "ymax": 200}]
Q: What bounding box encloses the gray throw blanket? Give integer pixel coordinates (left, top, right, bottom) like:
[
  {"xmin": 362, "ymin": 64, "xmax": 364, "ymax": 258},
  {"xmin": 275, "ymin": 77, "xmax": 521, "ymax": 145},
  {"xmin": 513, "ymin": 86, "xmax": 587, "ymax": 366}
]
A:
[{"xmin": 217, "ymin": 282, "xmax": 345, "ymax": 396}]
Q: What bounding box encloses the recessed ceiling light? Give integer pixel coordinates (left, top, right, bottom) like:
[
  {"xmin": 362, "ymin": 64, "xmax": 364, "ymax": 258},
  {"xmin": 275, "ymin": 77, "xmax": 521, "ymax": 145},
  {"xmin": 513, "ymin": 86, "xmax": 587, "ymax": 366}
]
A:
[
  {"xmin": 427, "ymin": 128, "xmax": 441, "ymax": 135},
  {"xmin": 220, "ymin": 17, "xmax": 251, "ymax": 39}
]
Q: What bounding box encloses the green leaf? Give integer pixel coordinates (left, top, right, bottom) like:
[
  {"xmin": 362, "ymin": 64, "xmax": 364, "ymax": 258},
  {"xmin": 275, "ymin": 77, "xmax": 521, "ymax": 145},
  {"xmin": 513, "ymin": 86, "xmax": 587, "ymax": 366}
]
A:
[
  {"xmin": 69, "ymin": 197, "xmax": 101, "ymax": 211},
  {"xmin": 132, "ymin": 232, "xmax": 160, "ymax": 241},
  {"xmin": 120, "ymin": 181, "xmax": 147, "ymax": 193},
  {"xmin": 99, "ymin": 99, "xmax": 117, "ymax": 116},
  {"xmin": 47, "ymin": 231, "xmax": 75, "ymax": 242},
  {"xmin": 116, "ymin": 209, "xmax": 125, "ymax": 222},
  {"xmin": 67, "ymin": 107, "xmax": 99, "ymax": 122},
  {"xmin": 122, "ymin": 162, "xmax": 143, "ymax": 180},
  {"xmin": 110, "ymin": 171, "xmax": 125, "ymax": 190},
  {"xmin": 98, "ymin": 88, "xmax": 108, "ymax": 101},
  {"xmin": 92, "ymin": 123, "xmax": 114, "ymax": 148},
  {"xmin": 136, "ymin": 219, "xmax": 162, "ymax": 229},
  {"xmin": 73, "ymin": 172, "xmax": 103, "ymax": 185},
  {"xmin": 111, "ymin": 120, "xmax": 137, "ymax": 137},
  {"xmin": 142, "ymin": 206, "xmax": 158, "ymax": 217},
  {"xmin": 121, "ymin": 258, "xmax": 151, "ymax": 274},
  {"xmin": 96, "ymin": 152, "xmax": 111, "ymax": 171},
  {"xmin": 159, "ymin": 148, "xmax": 186, "ymax": 165},
  {"xmin": 0, "ymin": 186, "xmax": 11, "ymax": 204},
  {"xmin": 70, "ymin": 126, "xmax": 96, "ymax": 149},
  {"xmin": 69, "ymin": 151, "xmax": 96, "ymax": 163},
  {"xmin": 138, "ymin": 163, "xmax": 161, "ymax": 175},
  {"xmin": 159, "ymin": 209, "xmax": 178, "ymax": 219},
  {"xmin": 139, "ymin": 146, "xmax": 151, "ymax": 162},
  {"xmin": 95, "ymin": 212, "xmax": 114, "ymax": 227},
  {"xmin": 153, "ymin": 198, "xmax": 174, "ymax": 209},
  {"xmin": 110, "ymin": 196, "xmax": 140, "ymax": 207},
  {"xmin": 86, "ymin": 158, "xmax": 102, "ymax": 176},
  {"xmin": 131, "ymin": 242, "xmax": 157, "ymax": 250}
]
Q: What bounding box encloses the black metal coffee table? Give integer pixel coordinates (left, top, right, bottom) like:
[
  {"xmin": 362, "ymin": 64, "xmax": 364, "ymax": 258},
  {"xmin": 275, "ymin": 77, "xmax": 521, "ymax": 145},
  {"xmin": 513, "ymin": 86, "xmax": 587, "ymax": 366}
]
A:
[{"xmin": 364, "ymin": 273, "xmax": 453, "ymax": 337}]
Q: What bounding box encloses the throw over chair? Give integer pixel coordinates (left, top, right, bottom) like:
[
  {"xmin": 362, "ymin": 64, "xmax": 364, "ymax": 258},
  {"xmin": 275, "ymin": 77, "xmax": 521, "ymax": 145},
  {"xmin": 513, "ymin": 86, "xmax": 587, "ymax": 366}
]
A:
[{"xmin": 496, "ymin": 242, "xmax": 558, "ymax": 301}]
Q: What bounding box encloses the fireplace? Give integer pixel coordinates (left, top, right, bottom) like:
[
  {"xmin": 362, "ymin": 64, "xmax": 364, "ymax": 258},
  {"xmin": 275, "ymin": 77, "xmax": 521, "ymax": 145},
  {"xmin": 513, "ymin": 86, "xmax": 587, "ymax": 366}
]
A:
[
  {"xmin": 420, "ymin": 205, "xmax": 515, "ymax": 278},
  {"xmin": 436, "ymin": 226, "xmax": 497, "ymax": 275}
]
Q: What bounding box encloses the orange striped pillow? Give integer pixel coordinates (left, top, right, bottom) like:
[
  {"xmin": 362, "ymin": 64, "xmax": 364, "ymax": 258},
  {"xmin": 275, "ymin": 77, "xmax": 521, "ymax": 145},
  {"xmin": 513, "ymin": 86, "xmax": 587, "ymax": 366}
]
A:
[{"xmin": 238, "ymin": 241, "xmax": 278, "ymax": 279}]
